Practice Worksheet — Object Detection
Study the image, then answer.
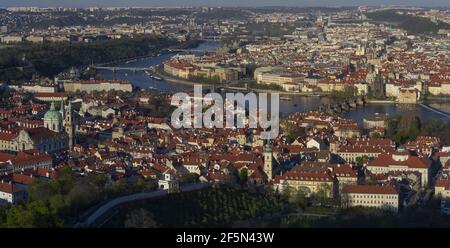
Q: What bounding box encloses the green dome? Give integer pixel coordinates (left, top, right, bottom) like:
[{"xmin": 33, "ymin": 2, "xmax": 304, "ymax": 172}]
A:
[
  {"xmin": 264, "ymin": 144, "xmax": 272, "ymax": 153},
  {"xmin": 44, "ymin": 102, "xmax": 62, "ymax": 120}
]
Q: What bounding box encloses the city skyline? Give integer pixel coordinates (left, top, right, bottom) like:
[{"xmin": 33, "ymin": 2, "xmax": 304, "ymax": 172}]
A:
[
  {"xmin": 1, "ymin": 4, "xmax": 450, "ymax": 229},
  {"xmin": 1, "ymin": 0, "xmax": 450, "ymax": 8}
]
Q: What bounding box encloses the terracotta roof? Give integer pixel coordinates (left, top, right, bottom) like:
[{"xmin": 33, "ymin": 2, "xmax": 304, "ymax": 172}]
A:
[
  {"xmin": 0, "ymin": 182, "xmax": 22, "ymax": 194},
  {"xmin": 11, "ymin": 152, "xmax": 52, "ymax": 167},
  {"xmin": 436, "ymin": 179, "xmax": 450, "ymax": 189},
  {"xmin": 368, "ymin": 153, "xmax": 431, "ymax": 169},
  {"xmin": 342, "ymin": 185, "xmax": 398, "ymax": 195},
  {"xmin": 34, "ymin": 92, "xmax": 66, "ymax": 98},
  {"xmin": 0, "ymin": 132, "xmax": 16, "ymax": 141},
  {"xmin": 0, "ymin": 152, "xmax": 16, "ymax": 163},
  {"xmin": 12, "ymin": 173, "xmax": 36, "ymax": 185},
  {"xmin": 277, "ymin": 171, "xmax": 333, "ymax": 182},
  {"xmin": 24, "ymin": 127, "xmax": 62, "ymax": 142}
]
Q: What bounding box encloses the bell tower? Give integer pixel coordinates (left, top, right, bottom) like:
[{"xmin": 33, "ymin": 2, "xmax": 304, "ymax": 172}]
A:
[
  {"xmin": 263, "ymin": 143, "xmax": 273, "ymax": 180},
  {"xmin": 64, "ymin": 100, "xmax": 75, "ymax": 149}
]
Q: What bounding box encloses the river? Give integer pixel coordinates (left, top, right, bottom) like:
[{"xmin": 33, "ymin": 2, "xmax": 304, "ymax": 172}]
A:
[{"xmin": 98, "ymin": 41, "xmax": 450, "ymax": 123}]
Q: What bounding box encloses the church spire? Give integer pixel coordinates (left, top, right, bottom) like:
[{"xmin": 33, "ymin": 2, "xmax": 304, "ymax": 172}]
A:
[
  {"xmin": 50, "ymin": 101, "xmax": 55, "ymax": 111},
  {"xmin": 263, "ymin": 140, "xmax": 273, "ymax": 181},
  {"xmin": 60, "ymin": 97, "xmax": 65, "ymax": 121},
  {"xmin": 64, "ymin": 98, "xmax": 75, "ymax": 150}
]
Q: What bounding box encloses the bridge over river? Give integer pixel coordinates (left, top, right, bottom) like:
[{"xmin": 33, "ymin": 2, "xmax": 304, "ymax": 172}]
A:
[
  {"xmin": 92, "ymin": 66, "xmax": 153, "ymax": 72},
  {"xmin": 418, "ymin": 103, "xmax": 450, "ymax": 118}
]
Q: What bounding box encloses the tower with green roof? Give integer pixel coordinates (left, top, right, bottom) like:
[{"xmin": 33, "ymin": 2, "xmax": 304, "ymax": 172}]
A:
[
  {"xmin": 263, "ymin": 142, "xmax": 273, "ymax": 180},
  {"xmin": 44, "ymin": 102, "xmax": 62, "ymax": 132}
]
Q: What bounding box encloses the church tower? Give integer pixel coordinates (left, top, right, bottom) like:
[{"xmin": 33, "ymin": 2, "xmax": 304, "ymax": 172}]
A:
[
  {"xmin": 263, "ymin": 143, "xmax": 273, "ymax": 180},
  {"xmin": 64, "ymin": 100, "xmax": 75, "ymax": 149},
  {"xmin": 44, "ymin": 102, "xmax": 62, "ymax": 132},
  {"xmin": 60, "ymin": 98, "xmax": 65, "ymax": 123}
]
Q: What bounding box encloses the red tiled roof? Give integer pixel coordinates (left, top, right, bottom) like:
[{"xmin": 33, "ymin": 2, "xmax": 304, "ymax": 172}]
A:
[
  {"xmin": 0, "ymin": 182, "xmax": 22, "ymax": 194},
  {"xmin": 34, "ymin": 92, "xmax": 66, "ymax": 98},
  {"xmin": 436, "ymin": 179, "xmax": 450, "ymax": 189},
  {"xmin": 277, "ymin": 171, "xmax": 333, "ymax": 182},
  {"xmin": 11, "ymin": 152, "xmax": 52, "ymax": 167},
  {"xmin": 0, "ymin": 132, "xmax": 16, "ymax": 141},
  {"xmin": 0, "ymin": 152, "xmax": 15, "ymax": 163},
  {"xmin": 368, "ymin": 153, "xmax": 431, "ymax": 169},
  {"xmin": 12, "ymin": 173, "xmax": 35, "ymax": 185},
  {"xmin": 342, "ymin": 185, "xmax": 398, "ymax": 195}
]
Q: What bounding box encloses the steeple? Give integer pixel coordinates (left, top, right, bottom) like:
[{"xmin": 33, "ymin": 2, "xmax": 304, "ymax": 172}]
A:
[
  {"xmin": 60, "ymin": 97, "xmax": 65, "ymax": 121},
  {"xmin": 50, "ymin": 101, "xmax": 55, "ymax": 111},
  {"xmin": 263, "ymin": 142, "xmax": 273, "ymax": 181},
  {"xmin": 64, "ymin": 98, "xmax": 75, "ymax": 150}
]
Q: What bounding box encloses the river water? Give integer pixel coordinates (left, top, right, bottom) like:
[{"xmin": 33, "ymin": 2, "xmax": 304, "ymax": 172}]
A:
[{"xmin": 98, "ymin": 41, "xmax": 450, "ymax": 123}]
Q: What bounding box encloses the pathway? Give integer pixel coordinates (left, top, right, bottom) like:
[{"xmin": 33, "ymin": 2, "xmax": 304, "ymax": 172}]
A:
[{"xmin": 75, "ymin": 183, "xmax": 210, "ymax": 227}]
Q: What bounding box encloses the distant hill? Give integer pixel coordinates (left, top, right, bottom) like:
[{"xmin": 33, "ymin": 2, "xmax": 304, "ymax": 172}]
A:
[{"xmin": 366, "ymin": 10, "xmax": 450, "ymax": 35}]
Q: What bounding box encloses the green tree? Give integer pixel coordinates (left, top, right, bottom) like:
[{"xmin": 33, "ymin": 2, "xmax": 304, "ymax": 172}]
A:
[
  {"xmin": 356, "ymin": 155, "xmax": 368, "ymax": 167},
  {"xmin": 124, "ymin": 208, "xmax": 158, "ymax": 228},
  {"xmin": 239, "ymin": 168, "xmax": 248, "ymax": 185},
  {"xmin": 293, "ymin": 190, "xmax": 307, "ymax": 210}
]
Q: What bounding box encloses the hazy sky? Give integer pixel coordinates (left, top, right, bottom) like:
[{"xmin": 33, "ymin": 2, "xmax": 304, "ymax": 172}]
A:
[{"xmin": 0, "ymin": 0, "xmax": 449, "ymax": 8}]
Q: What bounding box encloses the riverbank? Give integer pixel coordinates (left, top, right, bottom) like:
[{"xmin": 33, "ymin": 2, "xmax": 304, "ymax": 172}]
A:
[
  {"xmin": 96, "ymin": 39, "xmax": 204, "ymax": 67},
  {"xmin": 153, "ymin": 70, "xmax": 216, "ymax": 88},
  {"xmin": 366, "ymin": 99, "xmax": 396, "ymax": 104},
  {"xmin": 425, "ymin": 96, "xmax": 450, "ymax": 102},
  {"xmin": 155, "ymin": 71, "xmax": 331, "ymax": 96},
  {"xmin": 157, "ymin": 74, "xmax": 332, "ymax": 97}
]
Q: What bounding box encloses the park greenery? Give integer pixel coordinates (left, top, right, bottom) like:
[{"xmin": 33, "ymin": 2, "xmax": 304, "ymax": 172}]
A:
[
  {"xmin": 101, "ymin": 186, "xmax": 294, "ymax": 227},
  {"xmin": 366, "ymin": 10, "xmax": 450, "ymax": 35},
  {"xmin": 385, "ymin": 112, "xmax": 422, "ymax": 145},
  {"xmin": 235, "ymin": 79, "xmax": 284, "ymax": 92},
  {"xmin": 380, "ymin": 112, "xmax": 450, "ymax": 145},
  {"xmin": 284, "ymin": 122, "xmax": 306, "ymax": 144},
  {"xmin": 99, "ymin": 182, "xmax": 339, "ymax": 228},
  {"xmin": 0, "ymin": 35, "xmax": 178, "ymax": 81},
  {"xmin": 187, "ymin": 74, "xmax": 223, "ymax": 85},
  {"xmin": 0, "ymin": 168, "xmax": 158, "ymax": 227},
  {"xmin": 328, "ymin": 87, "xmax": 358, "ymax": 100},
  {"xmin": 145, "ymin": 96, "xmax": 177, "ymax": 118},
  {"xmin": 277, "ymin": 206, "xmax": 450, "ymax": 227}
]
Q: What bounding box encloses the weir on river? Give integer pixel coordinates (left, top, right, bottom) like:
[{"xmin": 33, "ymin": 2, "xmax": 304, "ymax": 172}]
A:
[{"xmin": 418, "ymin": 103, "xmax": 450, "ymax": 118}]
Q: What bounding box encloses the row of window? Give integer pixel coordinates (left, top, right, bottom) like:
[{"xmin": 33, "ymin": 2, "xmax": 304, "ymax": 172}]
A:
[
  {"xmin": 351, "ymin": 194, "xmax": 397, "ymax": 199},
  {"xmin": 350, "ymin": 200, "xmax": 396, "ymax": 205},
  {"xmin": 349, "ymin": 202, "xmax": 397, "ymax": 208}
]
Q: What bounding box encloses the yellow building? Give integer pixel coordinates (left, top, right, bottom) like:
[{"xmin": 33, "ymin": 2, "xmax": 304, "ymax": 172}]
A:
[
  {"xmin": 63, "ymin": 80, "xmax": 132, "ymax": 93},
  {"xmin": 256, "ymin": 72, "xmax": 302, "ymax": 86},
  {"xmin": 398, "ymin": 88, "xmax": 418, "ymax": 103},
  {"xmin": 164, "ymin": 59, "xmax": 239, "ymax": 82},
  {"xmin": 342, "ymin": 185, "xmax": 399, "ymax": 212},
  {"xmin": 273, "ymin": 171, "xmax": 335, "ymax": 197},
  {"xmin": 435, "ymin": 179, "xmax": 450, "ymax": 199}
]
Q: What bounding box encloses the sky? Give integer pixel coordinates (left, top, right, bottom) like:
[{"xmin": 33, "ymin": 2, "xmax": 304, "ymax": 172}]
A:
[{"xmin": 0, "ymin": 0, "xmax": 449, "ymax": 8}]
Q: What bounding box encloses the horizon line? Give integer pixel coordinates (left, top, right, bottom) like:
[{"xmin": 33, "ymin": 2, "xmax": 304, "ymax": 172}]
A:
[{"xmin": 1, "ymin": 5, "xmax": 450, "ymax": 9}]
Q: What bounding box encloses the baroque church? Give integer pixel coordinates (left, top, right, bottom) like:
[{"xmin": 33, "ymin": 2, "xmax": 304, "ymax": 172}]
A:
[
  {"xmin": 43, "ymin": 99, "xmax": 76, "ymax": 149},
  {"xmin": 12, "ymin": 99, "xmax": 76, "ymax": 154}
]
